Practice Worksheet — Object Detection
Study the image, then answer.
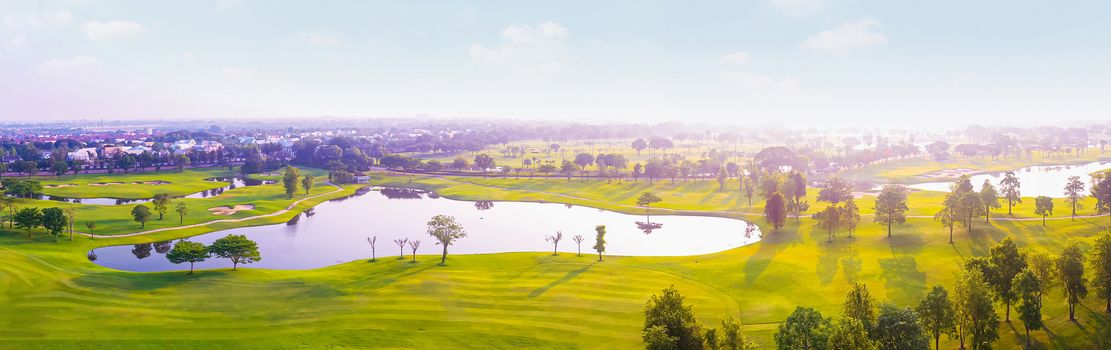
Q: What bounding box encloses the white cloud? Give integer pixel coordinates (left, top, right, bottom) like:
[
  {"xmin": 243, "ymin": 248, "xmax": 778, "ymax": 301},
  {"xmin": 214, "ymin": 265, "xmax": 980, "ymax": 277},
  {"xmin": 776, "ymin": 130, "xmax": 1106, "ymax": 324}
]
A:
[
  {"xmin": 39, "ymin": 55, "xmax": 100, "ymax": 76},
  {"xmin": 769, "ymin": 0, "xmax": 827, "ymax": 16},
  {"xmin": 83, "ymin": 21, "xmax": 145, "ymax": 41},
  {"xmin": 292, "ymin": 29, "xmax": 340, "ymax": 47},
  {"xmin": 719, "ymin": 52, "xmax": 751, "ymax": 65},
  {"xmin": 469, "ymin": 21, "xmax": 570, "ymax": 72},
  {"xmin": 800, "ymin": 18, "xmax": 887, "ymax": 55}
]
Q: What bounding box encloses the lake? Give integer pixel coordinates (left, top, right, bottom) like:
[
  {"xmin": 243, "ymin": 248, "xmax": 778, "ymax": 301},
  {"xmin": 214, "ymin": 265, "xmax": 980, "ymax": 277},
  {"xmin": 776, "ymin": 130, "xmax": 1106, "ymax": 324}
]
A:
[
  {"xmin": 908, "ymin": 161, "xmax": 1111, "ymax": 198},
  {"xmin": 89, "ymin": 187, "xmax": 762, "ymax": 271}
]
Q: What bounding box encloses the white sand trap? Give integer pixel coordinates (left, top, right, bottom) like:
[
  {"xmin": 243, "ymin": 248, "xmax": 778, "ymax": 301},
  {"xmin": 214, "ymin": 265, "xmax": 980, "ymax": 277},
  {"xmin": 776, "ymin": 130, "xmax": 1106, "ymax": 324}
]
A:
[
  {"xmin": 89, "ymin": 182, "xmax": 125, "ymax": 186},
  {"xmin": 208, "ymin": 204, "xmax": 256, "ymax": 216},
  {"xmin": 46, "ymin": 183, "xmax": 77, "ymax": 188},
  {"xmin": 133, "ymin": 181, "xmax": 171, "ymax": 185},
  {"xmin": 920, "ymin": 168, "xmax": 977, "ymax": 179}
]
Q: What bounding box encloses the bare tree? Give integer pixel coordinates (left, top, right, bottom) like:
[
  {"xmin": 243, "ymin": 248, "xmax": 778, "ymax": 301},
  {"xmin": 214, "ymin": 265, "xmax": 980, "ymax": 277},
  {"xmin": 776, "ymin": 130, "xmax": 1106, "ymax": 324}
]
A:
[
  {"xmin": 545, "ymin": 231, "xmax": 563, "ymax": 255},
  {"xmin": 366, "ymin": 236, "xmax": 377, "ymax": 261},
  {"xmin": 394, "ymin": 238, "xmax": 408, "ymax": 260},
  {"xmin": 408, "ymin": 240, "xmax": 421, "ymax": 263},
  {"xmin": 572, "ymin": 234, "xmax": 585, "ymax": 256}
]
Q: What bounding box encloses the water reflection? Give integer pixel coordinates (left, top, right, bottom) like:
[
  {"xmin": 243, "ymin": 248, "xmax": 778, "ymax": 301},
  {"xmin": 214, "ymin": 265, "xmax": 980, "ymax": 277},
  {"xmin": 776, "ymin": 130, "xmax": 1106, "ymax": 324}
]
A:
[
  {"xmin": 379, "ymin": 187, "xmax": 425, "ymax": 199},
  {"xmin": 474, "ymin": 201, "xmax": 494, "ymax": 211},
  {"xmin": 87, "ymin": 250, "xmax": 97, "ymax": 261},
  {"xmin": 91, "ymin": 187, "xmax": 762, "ymax": 272},
  {"xmin": 153, "ymin": 241, "xmax": 172, "ymax": 254},
  {"xmin": 131, "ymin": 243, "xmax": 153, "ymax": 260}
]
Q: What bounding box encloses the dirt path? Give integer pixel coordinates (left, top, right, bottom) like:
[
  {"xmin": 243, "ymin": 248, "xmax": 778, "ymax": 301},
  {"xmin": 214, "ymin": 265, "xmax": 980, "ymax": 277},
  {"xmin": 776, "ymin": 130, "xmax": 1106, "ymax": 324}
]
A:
[
  {"xmin": 438, "ymin": 177, "xmax": 1110, "ymax": 222},
  {"xmin": 78, "ymin": 183, "xmax": 345, "ymax": 238}
]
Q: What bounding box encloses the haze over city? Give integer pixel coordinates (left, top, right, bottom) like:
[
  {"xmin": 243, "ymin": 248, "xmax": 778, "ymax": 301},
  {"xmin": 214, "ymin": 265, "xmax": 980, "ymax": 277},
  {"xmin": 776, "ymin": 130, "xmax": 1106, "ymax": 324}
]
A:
[{"xmin": 3, "ymin": 0, "xmax": 1110, "ymax": 127}]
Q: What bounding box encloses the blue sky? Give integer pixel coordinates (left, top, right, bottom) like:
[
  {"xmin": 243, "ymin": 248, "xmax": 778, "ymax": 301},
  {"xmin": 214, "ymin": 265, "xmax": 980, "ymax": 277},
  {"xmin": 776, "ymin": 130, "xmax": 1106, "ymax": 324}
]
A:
[{"xmin": 2, "ymin": 0, "xmax": 1109, "ymax": 127}]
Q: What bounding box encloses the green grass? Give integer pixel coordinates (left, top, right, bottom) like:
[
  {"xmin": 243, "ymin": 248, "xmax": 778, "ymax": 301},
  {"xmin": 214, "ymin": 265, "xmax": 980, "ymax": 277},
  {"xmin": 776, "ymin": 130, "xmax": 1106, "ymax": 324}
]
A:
[
  {"xmin": 35, "ymin": 168, "xmax": 237, "ymax": 199},
  {"xmin": 838, "ymin": 149, "xmax": 1111, "ymax": 183},
  {"xmin": 1, "ymin": 168, "xmax": 1110, "ymax": 349}
]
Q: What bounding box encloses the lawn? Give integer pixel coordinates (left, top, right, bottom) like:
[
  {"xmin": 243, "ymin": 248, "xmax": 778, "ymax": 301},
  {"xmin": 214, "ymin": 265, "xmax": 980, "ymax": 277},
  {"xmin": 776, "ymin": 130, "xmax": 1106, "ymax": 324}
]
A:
[{"xmin": 1, "ymin": 168, "xmax": 1109, "ymax": 349}]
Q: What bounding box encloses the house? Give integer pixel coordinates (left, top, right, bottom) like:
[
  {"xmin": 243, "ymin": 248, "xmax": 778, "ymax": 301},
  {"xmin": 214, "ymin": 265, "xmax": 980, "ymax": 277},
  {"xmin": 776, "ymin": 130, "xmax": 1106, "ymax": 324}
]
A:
[
  {"xmin": 354, "ymin": 175, "xmax": 371, "ymax": 184},
  {"xmin": 68, "ymin": 147, "xmax": 98, "ymax": 161}
]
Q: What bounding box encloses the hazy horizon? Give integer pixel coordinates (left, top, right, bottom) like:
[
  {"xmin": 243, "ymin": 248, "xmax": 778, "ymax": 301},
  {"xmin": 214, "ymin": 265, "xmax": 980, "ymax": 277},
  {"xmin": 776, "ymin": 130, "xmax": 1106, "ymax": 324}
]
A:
[{"xmin": 2, "ymin": 0, "xmax": 1109, "ymax": 127}]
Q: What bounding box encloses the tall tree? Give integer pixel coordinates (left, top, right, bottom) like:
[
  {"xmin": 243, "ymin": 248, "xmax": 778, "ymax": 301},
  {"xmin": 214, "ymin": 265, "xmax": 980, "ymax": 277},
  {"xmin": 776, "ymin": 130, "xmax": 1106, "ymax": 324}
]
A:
[
  {"xmin": 394, "ymin": 238, "xmax": 408, "ymax": 259},
  {"xmin": 631, "ymin": 138, "xmax": 648, "ymax": 157},
  {"xmin": 152, "ymin": 193, "xmax": 171, "ymax": 220},
  {"xmin": 282, "ymin": 165, "xmax": 300, "ymax": 199},
  {"xmin": 1012, "ymin": 269, "xmax": 1044, "ymax": 347},
  {"xmin": 131, "ymin": 204, "xmax": 151, "ymax": 229},
  {"xmin": 545, "ymin": 231, "xmax": 563, "ymax": 256},
  {"xmin": 1091, "ymin": 234, "xmax": 1111, "ymax": 314},
  {"xmin": 874, "ymin": 304, "xmax": 929, "ymax": 350},
  {"xmin": 572, "ymin": 234, "xmax": 584, "ymax": 256},
  {"xmin": 842, "ymin": 283, "xmax": 876, "ymax": 335},
  {"xmin": 987, "ymin": 237, "xmax": 1027, "ymax": 321},
  {"xmin": 916, "ymin": 285, "xmax": 957, "ymax": 350},
  {"xmin": 1034, "ymin": 196, "xmax": 1054, "ymax": 225},
  {"xmin": 718, "ymin": 315, "xmax": 752, "ymax": 350},
  {"xmin": 166, "ymin": 240, "xmax": 209, "ymax": 274},
  {"xmin": 954, "ymin": 268, "xmax": 999, "ymax": 350},
  {"xmin": 1092, "ymin": 172, "xmax": 1111, "ymax": 226},
  {"xmin": 935, "ymin": 192, "xmax": 958, "ymax": 243},
  {"xmin": 827, "ymin": 318, "xmax": 876, "ymax": 350},
  {"xmin": 175, "ymin": 202, "xmax": 188, "ymax": 224},
  {"xmin": 408, "ymin": 240, "xmax": 421, "ymax": 263},
  {"xmin": 1057, "ymin": 243, "xmax": 1088, "ymax": 320},
  {"xmin": 642, "ymin": 286, "xmax": 705, "ymax": 350},
  {"xmin": 1064, "ymin": 175, "xmax": 1085, "ymax": 220},
  {"xmin": 774, "ymin": 306, "xmax": 829, "ymax": 350},
  {"xmin": 637, "ymin": 192, "xmax": 663, "ymax": 212},
  {"xmin": 979, "ymin": 180, "xmax": 1000, "ymax": 222},
  {"xmin": 764, "ymin": 192, "xmax": 788, "ymax": 233},
  {"xmin": 208, "ymin": 234, "xmax": 261, "ymax": 270},
  {"xmin": 999, "ymin": 171, "xmax": 1022, "ymax": 215},
  {"xmin": 593, "ymin": 225, "xmax": 607, "ymax": 262},
  {"xmin": 426, "ymin": 214, "xmax": 467, "ymax": 265},
  {"xmin": 301, "ymin": 174, "xmax": 314, "ymax": 195},
  {"xmin": 874, "ymin": 184, "xmax": 909, "ymax": 238},
  {"xmin": 813, "ymin": 205, "xmax": 842, "ymax": 243},
  {"xmin": 843, "ymin": 199, "xmax": 860, "ymax": 237},
  {"xmin": 817, "ymin": 178, "xmax": 853, "ymax": 205},
  {"xmin": 366, "ymin": 236, "xmax": 377, "ymax": 261},
  {"xmin": 474, "ymin": 154, "xmax": 495, "ymax": 176}
]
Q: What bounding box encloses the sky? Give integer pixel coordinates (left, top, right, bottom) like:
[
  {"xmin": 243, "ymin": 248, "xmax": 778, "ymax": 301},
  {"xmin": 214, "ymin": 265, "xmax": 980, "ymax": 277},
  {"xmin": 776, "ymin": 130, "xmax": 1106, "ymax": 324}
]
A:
[{"xmin": 1, "ymin": 0, "xmax": 1110, "ymax": 128}]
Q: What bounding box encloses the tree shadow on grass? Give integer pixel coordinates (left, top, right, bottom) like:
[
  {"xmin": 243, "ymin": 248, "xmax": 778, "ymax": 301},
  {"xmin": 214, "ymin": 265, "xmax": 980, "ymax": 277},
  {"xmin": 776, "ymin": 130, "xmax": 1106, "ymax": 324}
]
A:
[
  {"xmin": 743, "ymin": 224, "xmax": 800, "ymax": 286},
  {"xmin": 877, "ymin": 255, "xmax": 926, "ymax": 305},
  {"xmin": 528, "ymin": 263, "xmax": 593, "ymax": 298}
]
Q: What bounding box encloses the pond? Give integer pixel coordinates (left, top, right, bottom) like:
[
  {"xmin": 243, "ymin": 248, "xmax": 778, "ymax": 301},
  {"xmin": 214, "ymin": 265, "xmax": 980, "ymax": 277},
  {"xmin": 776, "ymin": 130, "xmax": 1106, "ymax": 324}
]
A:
[
  {"xmin": 89, "ymin": 187, "xmax": 762, "ymax": 271},
  {"xmin": 907, "ymin": 161, "xmax": 1111, "ymax": 198},
  {"xmin": 38, "ymin": 177, "xmax": 276, "ymax": 205}
]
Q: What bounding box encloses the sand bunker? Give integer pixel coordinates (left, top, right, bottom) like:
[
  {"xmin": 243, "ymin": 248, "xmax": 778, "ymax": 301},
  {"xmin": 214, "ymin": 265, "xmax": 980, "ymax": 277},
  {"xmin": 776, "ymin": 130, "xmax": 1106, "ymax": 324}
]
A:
[
  {"xmin": 132, "ymin": 181, "xmax": 171, "ymax": 185},
  {"xmin": 89, "ymin": 182, "xmax": 125, "ymax": 186},
  {"xmin": 208, "ymin": 204, "xmax": 256, "ymax": 216},
  {"xmin": 920, "ymin": 168, "xmax": 977, "ymax": 179},
  {"xmin": 45, "ymin": 184, "xmax": 77, "ymax": 188}
]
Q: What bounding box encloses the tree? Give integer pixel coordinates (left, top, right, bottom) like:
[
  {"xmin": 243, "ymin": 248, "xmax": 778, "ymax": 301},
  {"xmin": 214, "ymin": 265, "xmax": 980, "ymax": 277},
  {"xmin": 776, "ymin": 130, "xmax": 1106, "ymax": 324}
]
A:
[
  {"xmin": 175, "ymin": 154, "xmax": 191, "ymax": 171},
  {"xmin": 638, "ymin": 192, "xmax": 663, "ymax": 212},
  {"xmin": 979, "ymin": 180, "xmax": 1000, "ymax": 222},
  {"xmin": 843, "ymin": 199, "xmax": 860, "ymax": 237},
  {"xmin": 1092, "ymin": 172, "xmax": 1111, "ymax": 226},
  {"xmin": 131, "ymin": 204, "xmax": 151, "ymax": 229},
  {"xmin": 69, "ymin": 160, "xmax": 83, "ymax": 178},
  {"xmin": 573, "ymin": 153, "xmax": 594, "ymax": 175},
  {"xmin": 644, "ymin": 325, "xmax": 678, "ymax": 350},
  {"xmin": 916, "ymin": 285, "xmax": 957, "ymax": 350},
  {"xmin": 572, "ymin": 234, "xmax": 585, "ymax": 256},
  {"xmin": 642, "ymin": 285, "xmax": 705, "ymax": 349},
  {"xmin": 813, "ymin": 205, "xmax": 842, "ymax": 243},
  {"xmin": 632, "ymin": 138, "xmax": 648, "ymax": 157},
  {"xmin": 474, "ymin": 154, "xmax": 495, "ymax": 176},
  {"xmin": 718, "ymin": 316, "xmax": 752, "ymax": 350},
  {"xmin": 764, "ymin": 192, "xmax": 787, "ymax": 233},
  {"xmin": 14, "ymin": 207, "xmax": 42, "ymax": 237},
  {"xmin": 408, "ymin": 240, "xmax": 421, "ymax": 263},
  {"xmin": 842, "ymin": 283, "xmax": 876, "ymax": 335},
  {"xmin": 561, "ymin": 160, "xmax": 577, "ymax": 181},
  {"xmin": 394, "ymin": 238, "xmax": 408, "ymax": 259},
  {"xmin": 451, "ymin": 157, "xmax": 469, "ymax": 170},
  {"xmin": 874, "ymin": 184, "xmax": 909, "ymax": 238},
  {"xmin": 827, "ymin": 318, "xmax": 876, "ymax": 350},
  {"xmin": 64, "ymin": 207, "xmax": 75, "ymax": 240},
  {"xmin": 152, "ymin": 193, "xmax": 171, "ymax": 220},
  {"xmin": 545, "ymin": 231, "xmax": 563, "ymax": 256},
  {"xmin": 817, "ymin": 178, "xmax": 853, "ymax": 205},
  {"xmin": 954, "ymin": 268, "xmax": 999, "ymax": 350},
  {"xmin": 166, "ymin": 240, "xmax": 209, "ymax": 274},
  {"xmin": 1034, "ymin": 196, "xmax": 1053, "ymax": 225},
  {"xmin": 1057, "ymin": 243, "xmax": 1088, "ymax": 320},
  {"xmin": 987, "ymin": 237, "xmax": 1026, "ymax": 321},
  {"xmin": 999, "ymin": 172, "xmax": 1021, "ymax": 215},
  {"xmin": 427, "ymin": 215, "xmax": 467, "ymax": 265},
  {"xmin": 41, "ymin": 207, "xmax": 66, "ymax": 241},
  {"xmin": 593, "ymin": 225, "xmax": 607, "ymax": 262},
  {"xmin": 209, "ymin": 234, "xmax": 261, "ymax": 270},
  {"xmin": 282, "ymin": 166, "xmax": 300, "ymax": 199},
  {"xmin": 741, "ymin": 176, "xmax": 755, "ymax": 206},
  {"xmin": 85, "ymin": 221, "xmax": 96, "ymax": 236},
  {"xmin": 1064, "ymin": 175, "xmax": 1085, "ymax": 219},
  {"xmin": 301, "ymin": 174, "xmax": 314, "ymax": 195},
  {"xmin": 716, "ymin": 166, "xmax": 727, "ymax": 191},
  {"xmin": 774, "ymin": 306, "xmax": 829, "ymax": 350},
  {"xmin": 874, "ymin": 304, "xmax": 929, "ymax": 350},
  {"xmin": 175, "ymin": 202, "xmax": 188, "ymax": 224},
  {"xmin": 1093, "ymin": 235, "xmax": 1111, "ymax": 314},
  {"xmin": 366, "ymin": 236, "xmax": 377, "ymax": 261},
  {"xmin": 1012, "ymin": 269, "xmax": 1043, "ymax": 347}
]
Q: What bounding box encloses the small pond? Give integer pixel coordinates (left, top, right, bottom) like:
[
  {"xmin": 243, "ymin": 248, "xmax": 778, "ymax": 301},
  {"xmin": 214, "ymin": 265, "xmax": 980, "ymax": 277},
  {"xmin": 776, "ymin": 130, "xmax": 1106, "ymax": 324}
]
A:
[
  {"xmin": 907, "ymin": 161, "xmax": 1111, "ymax": 198},
  {"xmin": 39, "ymin": 177, "xmax": 275, "ymax": 205},
  {"xmin": 89, "ymin": 188, "xmax": 762, "ymax": 271}
]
